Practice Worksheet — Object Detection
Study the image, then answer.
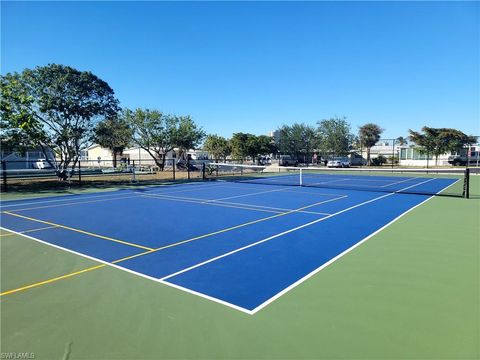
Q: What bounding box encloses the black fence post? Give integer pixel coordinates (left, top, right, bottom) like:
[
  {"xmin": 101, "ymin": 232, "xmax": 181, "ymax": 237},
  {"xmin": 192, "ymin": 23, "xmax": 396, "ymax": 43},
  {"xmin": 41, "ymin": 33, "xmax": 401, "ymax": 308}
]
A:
[
  {"xmin": 202, "ymin": 163, "xmax": 206, "ymax": 180},
  {"xmin": 464, "ymin": 168, "xmax": 470, "ymax": 199},
  {"xmin": 2, "ymin": 160, "xmax": 7, "ymax": 192},
  {"xmin": 78, "ymin": 160, "xmax": 82, "ymax": 186},
  {"xmin": 392, "ymin": 140, "xmax": 395, "ymax": 169},
  {"xmin": 187, "ymin": 157, "xmax": 190, "ymax": 180}
]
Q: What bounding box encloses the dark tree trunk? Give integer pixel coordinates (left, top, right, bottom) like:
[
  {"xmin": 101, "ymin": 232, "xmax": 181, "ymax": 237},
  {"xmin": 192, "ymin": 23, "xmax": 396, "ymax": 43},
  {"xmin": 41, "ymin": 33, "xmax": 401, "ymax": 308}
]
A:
[{"xmin": 160, "ymin": 155, "xmax": 166, "ymax": 171}]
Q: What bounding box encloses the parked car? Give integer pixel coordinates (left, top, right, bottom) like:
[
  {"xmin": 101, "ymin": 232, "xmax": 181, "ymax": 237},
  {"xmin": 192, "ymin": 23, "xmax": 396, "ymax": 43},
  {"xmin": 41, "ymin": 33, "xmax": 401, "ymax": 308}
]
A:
[
  {"xmin": 448, "ymin": 154, "xmax": 480, "ymax": 166},
  {"xmin": 33, "ymin": 159, "xmax": 52, "ymax": 169},
  {"xmin": 327, "ymin": 159, "xmax": 350, "ymax": 168},
  {"xmin": 258, "ymin": 156, "xmax": 271, "ymax": 165},
  {"xmin": 279, "ymin": 155, "xmax": 298, "ymax": 166}
]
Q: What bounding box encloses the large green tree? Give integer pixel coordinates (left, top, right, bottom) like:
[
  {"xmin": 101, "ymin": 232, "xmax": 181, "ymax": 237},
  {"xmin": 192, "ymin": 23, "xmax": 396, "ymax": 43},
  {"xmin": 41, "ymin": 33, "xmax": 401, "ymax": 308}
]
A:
[
  {"xmin": 0, "ymin": 64, "xmax": 119, "ymax": 179},
  {"xmin": 230, "ymin": 133, "xmax": 251, "ymax": 161},
  {"xmin": 244, "ymin": 134, "xmax": 276, "ymax": 164},
  {"xmin": 409, "ymin": 127, "xmax": 477, "ymax": 166},
  {"xmin": 171, "ymin": 116, "xmax": 206, "ymax": 160},
  {"xmin": 256, "ymin": 135, "xmax": 277, "ymax": 161},
  {"xmin": 316, "ymin": 117, "xmax": 354, "ymax": 160},
  {"xmin": 359, "ymin": 123, "xmax": 383, "ymax": 165},
  {"xmin": 277, "ymin": 123, "xmax": 318, "ymax": 163},
  {"xmin": 203, "ymin": 134, "xmax": 231, "ymax": 162},
  {"xmin": 125, "ymin": 108, "xmax": 204, "ymax": 170},
  {"xmin": 94, "ymin": 116, "xmax": 133, "ymax": 168}
]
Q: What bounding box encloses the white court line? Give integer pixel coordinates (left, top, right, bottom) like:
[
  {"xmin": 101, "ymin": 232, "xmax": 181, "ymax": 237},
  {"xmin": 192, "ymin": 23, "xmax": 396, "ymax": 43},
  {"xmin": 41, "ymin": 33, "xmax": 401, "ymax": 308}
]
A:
[
  {"xmin": 307, "ymin": 178, "xmax": 351, "ymax": 186},
  {"xmin": 204, "ymin": 186, "xmax": 338, "ymax": 203},
  {"xmin": 140, "ymin": 194, "xmax": 284, "ymax": 214},
  {"xmin": 380, "ymin": 176, "xmax": 423, "ymax": 188},
  {"xmin": 211, "ymin": 200, "xmax": 333, "ymax": 216},
  {"xmin": 3, "ymin": 195, "xmax": 145, "ymax": 213},
  {"xmin": 140, "ymin": 192, "xmax": 341, "ymax": 216},
  {"xmin": 0, "ymin": 181, "xmax": 231, "ymax": 209},
  {"xmin": 0, "ymin": 226, "xmax": 253, "ymax": 314},
  {"xmin": 160, "ymin": 178, "xmax": 437, "ymax": 284}
]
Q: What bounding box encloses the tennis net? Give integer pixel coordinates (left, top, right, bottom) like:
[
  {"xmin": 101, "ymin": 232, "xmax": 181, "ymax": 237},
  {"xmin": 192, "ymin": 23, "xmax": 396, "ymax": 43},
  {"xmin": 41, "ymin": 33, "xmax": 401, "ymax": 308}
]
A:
[{"xmin": 202, "ymin": 163, "xmax": 470, "ymax": 198}]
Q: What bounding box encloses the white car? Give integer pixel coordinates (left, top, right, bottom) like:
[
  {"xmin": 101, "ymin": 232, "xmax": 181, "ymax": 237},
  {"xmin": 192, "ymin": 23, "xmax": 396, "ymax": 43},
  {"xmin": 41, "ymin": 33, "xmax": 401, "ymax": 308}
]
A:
[
  {"xmin": 327, "ymin": 159, "xmax": 350, "ymax": 168},
  {"xmin": 33, "ymin": 159, "xmax": 52, "ymax": 169}
]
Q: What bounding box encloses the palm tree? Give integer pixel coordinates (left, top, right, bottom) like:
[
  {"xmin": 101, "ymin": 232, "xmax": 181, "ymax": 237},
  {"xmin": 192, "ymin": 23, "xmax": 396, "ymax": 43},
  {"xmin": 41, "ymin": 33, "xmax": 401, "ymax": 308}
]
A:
[
  {"xmin": 359, "ymin": 123, "xmax": 383, "ymax": 165},
  {"xmin": 396, "ymin": 136, "xmax": 407, "ymax": 146}
]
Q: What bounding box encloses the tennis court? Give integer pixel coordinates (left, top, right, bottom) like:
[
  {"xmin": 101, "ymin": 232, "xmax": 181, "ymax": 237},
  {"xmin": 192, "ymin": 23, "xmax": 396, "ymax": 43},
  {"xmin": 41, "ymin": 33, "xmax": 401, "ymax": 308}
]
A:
[{"xmin": 0, "ymin": 167, "xmax": 465, "ymax": 314}]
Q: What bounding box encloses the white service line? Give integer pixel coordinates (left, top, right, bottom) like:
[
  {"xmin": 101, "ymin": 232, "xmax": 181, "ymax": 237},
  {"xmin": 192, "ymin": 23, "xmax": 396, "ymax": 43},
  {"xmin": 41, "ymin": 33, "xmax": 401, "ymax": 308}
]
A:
[
  {"xmin": 0, "ymin": 180, "xmax": 230, "ymax": 209},
  {"xmin": 204, "ymin": 186, "xmax": 333, "ymax": 203},
  {"xmin": 307, "ymin": 178, "xmax": 351, "ymax": 186},
  {"xmin": 141, "ymin": 194, "xmax": 283, "ymax": 214},
  {"xmin": 142, "ymin": 192, "xmax": 342, "ymax": 216},
  {"xmin": 211, "ymin": 200, "xmax": 334, "ymax": 216},
  {"xmin": 160, "ymin": 178, "xmax": 437, "ymax": 282},
  {"xmin": 380, "ymin": 176, "xmax": 423, "ymax": 188},
  {"xmin": 1, "ymin": 191, "xmax": 138, "ymax": 209}
]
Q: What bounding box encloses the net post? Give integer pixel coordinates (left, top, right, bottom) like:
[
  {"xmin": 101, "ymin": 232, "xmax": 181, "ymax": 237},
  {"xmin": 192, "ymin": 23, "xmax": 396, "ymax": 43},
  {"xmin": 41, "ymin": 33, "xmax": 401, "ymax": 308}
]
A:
[
  {"xmin": 464, "ymin": 168, "xmax": 470, "ymax": 199},
  {"xmin": 2, "ymin": 160, "xmax": 7, "ymax": 192},
  {"xmin": 202, "ymin": 163, "xmax": 206, "ymax": 180},
  {"xmin": 187, "ymin": 156, "xmax": 190, "ymax": 180},
  {"xmin": 299, "ymin": 168, "xmax": 303, "ymax": 186}
]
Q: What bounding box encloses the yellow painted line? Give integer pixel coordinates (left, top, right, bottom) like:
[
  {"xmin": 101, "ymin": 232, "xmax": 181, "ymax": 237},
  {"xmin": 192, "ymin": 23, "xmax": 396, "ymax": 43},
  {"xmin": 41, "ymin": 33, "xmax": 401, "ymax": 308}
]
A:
[
  {"xmin": 111, "ymin": 249, "xmax": 157, "ymax": 263},
  {"xmin": 0, "ymin": 225, "xmax": 59, "ymax": 237},
  {"xmin": 2, "ymin": 212, "xmax": 153, "ymax": 251},
  {"xmin": 141, "ymin": 194, "xmax": 282, "ymax": 214},
  {"xmin": 0, "ymin": 264, "xmax": 106, "ymax": 296}
]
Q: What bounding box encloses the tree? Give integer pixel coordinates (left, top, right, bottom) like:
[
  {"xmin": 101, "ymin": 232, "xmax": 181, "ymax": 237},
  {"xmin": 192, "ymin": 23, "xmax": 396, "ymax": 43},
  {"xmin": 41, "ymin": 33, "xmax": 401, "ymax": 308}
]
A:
[
  {"xmin": 256, "ymin": 135, "xmax": 277, "ymax": 160},
  {"xmin": 171, "ymin": 116, "xmax": 206, "ymax": 161},
  {"xmin": 277, "ymin": 123, "xmax": 318, "ymax": 163},
  {"xmin": 125, "ymin": 108, "xmax": 204, "ymax": 170},
  {"xmin": 0, "ymin": 64, "xmax": 119, "ymax": 180},
  {"xmin": 203, "ymin": 134, "xmax": 231, "ymax": 162},
  {"xmin": 396, "ymin": 136, "xmax": 408, "ymax": 146},
  {"xmin": 94, "ymin": 116, "xmax": 133, "ymax": 168},
  {"xmin": 409, "ymin": 127, "xmax": 477, "ymax": 166},
  {"xmin": 359, "ymin": 123, "xmax": 383, "ymax": 166},
  {"xmin": 230, "ymin": 133, "xmax": 251, "ymax": 161},
  {"xmin": 0, "ymin": 72, "xmax": 39, "ymax": 154},
  {"xmin": 317, "ymin": 117, "xmax": 354, "ymax": 160}
]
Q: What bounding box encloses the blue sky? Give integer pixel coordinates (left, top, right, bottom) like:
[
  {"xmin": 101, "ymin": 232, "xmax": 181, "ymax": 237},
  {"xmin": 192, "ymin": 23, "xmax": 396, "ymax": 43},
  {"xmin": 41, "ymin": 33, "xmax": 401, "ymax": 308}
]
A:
[{"xmin": 2, "ymin": 1, "xmax": 479, "ymax": 139}]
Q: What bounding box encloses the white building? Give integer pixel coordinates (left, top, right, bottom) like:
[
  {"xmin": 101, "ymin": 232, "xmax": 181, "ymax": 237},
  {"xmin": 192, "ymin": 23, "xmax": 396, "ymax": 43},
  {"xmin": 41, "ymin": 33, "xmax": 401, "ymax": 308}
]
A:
[
  {"xmin": 399, "ymin": 144, "xmax": 480, "ymax": 166},
  {"xmin": 86, "ymin": 144, "xmax": 207, "ymax": 166}
]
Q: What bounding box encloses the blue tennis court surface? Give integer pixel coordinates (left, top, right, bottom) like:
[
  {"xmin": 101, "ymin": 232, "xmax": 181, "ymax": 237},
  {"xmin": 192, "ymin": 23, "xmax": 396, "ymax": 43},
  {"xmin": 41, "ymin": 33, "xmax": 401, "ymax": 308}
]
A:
[{"xmin": 0, "ymin": 174, "xmax": 458, "ymax": 314}]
